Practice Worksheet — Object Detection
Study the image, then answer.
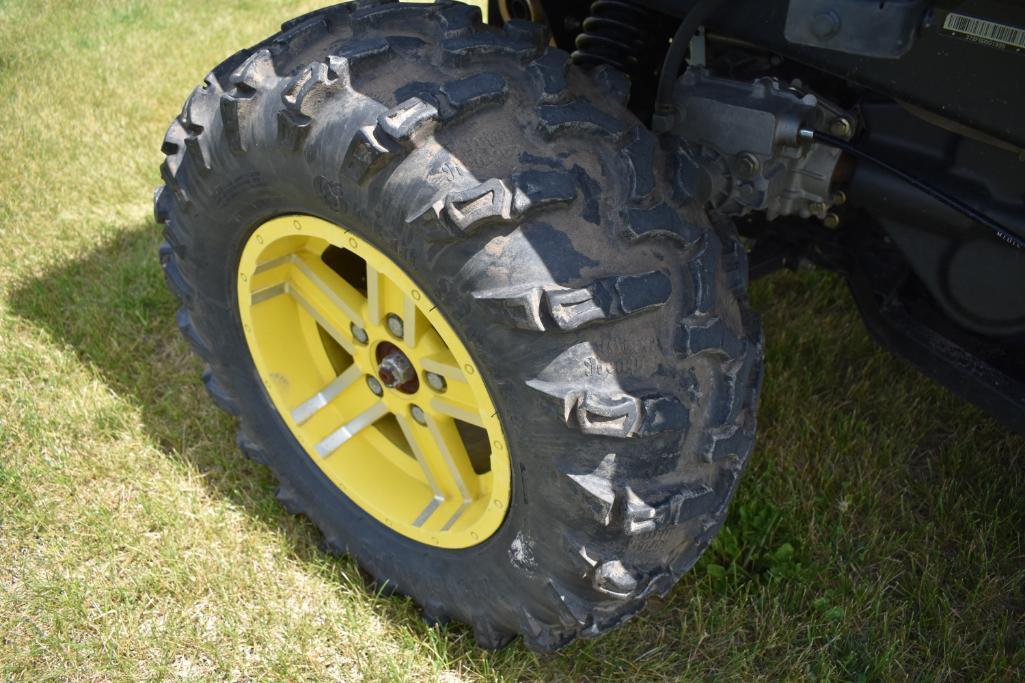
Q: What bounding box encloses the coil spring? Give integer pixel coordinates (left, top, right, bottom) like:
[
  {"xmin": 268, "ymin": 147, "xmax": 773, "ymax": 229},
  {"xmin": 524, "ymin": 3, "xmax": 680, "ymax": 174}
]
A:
[{"xmin": 571, "ymin": 1, "xmax": 653, "ymax": 72}]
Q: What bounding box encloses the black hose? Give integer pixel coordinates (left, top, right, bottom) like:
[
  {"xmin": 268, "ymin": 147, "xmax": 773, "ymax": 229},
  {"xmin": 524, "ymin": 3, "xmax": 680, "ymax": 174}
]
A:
[
  {"xmin": 654, "ymin": 0, "xmax": 725, "ymax": 113},
  {"xmin": 807, "ymin": 129, "xmax": 1025, "ymax": 250}
]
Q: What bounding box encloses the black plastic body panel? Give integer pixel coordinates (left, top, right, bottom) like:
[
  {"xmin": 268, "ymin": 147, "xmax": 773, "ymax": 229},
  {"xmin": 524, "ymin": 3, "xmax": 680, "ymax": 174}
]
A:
[{"xmin": 630, "ymin": 0, "xmax": 1025, "ymax": 148}]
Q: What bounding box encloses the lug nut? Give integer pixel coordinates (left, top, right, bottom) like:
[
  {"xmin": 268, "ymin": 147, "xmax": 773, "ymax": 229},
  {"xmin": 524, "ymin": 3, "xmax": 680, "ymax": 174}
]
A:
[
  {"xmin": 831, "ymin": 190, "xmax": 847, "ymax": 206},
  {"xmin": 425, "ymin": 372, "xmax": 447, "ymax": 392},
  {"xmin": 385, "ymin": 314, "xmax": 404, "ymax": 339},
  {"xmin": 350, "ymin": 323, "xmax": 369, "ymax": 344},
  {"xmin": 823, "ymin": 213, "xmax": 841, "ymax": 229},
  {"xmin": 411, "ymin": 404, "xmax": 427, "ymax": 425},
  {"xmin": 366, "ymin": 375, "xmax": 384, "ymax": 396},
  {"xmin": 378, "ymin": 350, "xmax": 415, "ymax": 389}
]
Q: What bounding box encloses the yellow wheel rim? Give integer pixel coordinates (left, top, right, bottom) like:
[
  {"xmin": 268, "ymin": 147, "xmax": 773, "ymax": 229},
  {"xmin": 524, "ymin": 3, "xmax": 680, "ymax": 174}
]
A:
[{"xmin": 237, "ymin": 215, "xmax": 510, "ymax": 548}]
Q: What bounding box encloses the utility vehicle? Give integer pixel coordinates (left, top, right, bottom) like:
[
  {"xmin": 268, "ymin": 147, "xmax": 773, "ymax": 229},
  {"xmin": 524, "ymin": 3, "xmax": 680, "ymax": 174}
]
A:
[{"xmin": 156, "ymin": 0, "xmax": 1025, "ymax": 650}]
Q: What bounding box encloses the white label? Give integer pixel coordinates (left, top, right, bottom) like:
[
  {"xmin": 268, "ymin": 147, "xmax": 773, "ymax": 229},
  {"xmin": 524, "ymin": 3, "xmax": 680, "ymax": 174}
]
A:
[{"xmin": 943, "ymin": 12, "xmax": 1025, "ymax": 51}]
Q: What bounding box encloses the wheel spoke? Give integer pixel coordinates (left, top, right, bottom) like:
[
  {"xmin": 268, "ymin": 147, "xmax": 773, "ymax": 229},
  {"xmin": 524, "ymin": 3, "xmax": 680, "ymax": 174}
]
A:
[
  {"xmin": 420, "ymin": 350, "xmax": 466, "ymax": 383},
  {"xmin": 396, "ymin": 415, "xmax": 446, "ymax": 527},
  {"xmin": 402, "ymin": 291, "xmax": 429, "ymax": 348},
  {"xmin": 287, "ymin": 253, "xmax": 364, "ymax": 327},
  {"xmin": 413, "ymin": 496, "xmax": 444, "ymax": 528},
  {"xmin": 419, "ymin": 351, "xmax": 482, "ymax": 419},
  {"xmin": 291, "ymin": 364, "xmax": 362, "ymax": 425},
  {"xmin": 429, "ymin": 396, "xmax": 485, "ymax": 428},
  {"xmin": 402, "ymin": 412, "xmax": 481, "ymax": 530},
  {"xmin": 316, "ymin": 400, "xmax": 389, "ymax": 458},
  {"xmin": 250, "ymin": 252, "xmax": 367, "ymax": 354},
  {"xmin": 365, "ymin": 264, "xmax": 382, "ymax": 326}
]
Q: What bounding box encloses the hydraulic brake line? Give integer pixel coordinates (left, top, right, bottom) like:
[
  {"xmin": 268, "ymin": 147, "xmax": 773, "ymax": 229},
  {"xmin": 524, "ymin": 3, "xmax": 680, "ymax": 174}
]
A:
[{"xmin": 802, "ymin": 128, "xmax": 1025, "ymax": 249}]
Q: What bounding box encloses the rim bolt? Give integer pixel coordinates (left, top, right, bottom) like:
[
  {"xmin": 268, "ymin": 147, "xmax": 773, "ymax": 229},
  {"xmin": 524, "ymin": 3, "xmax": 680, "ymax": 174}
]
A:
[
  {"xmin": 366, "ymin": 375, "xmax": 384, "ymax": 396},
  {"xmin": 385, "ymin": 314, "xmax": 404, "ymax": 339},
  {"xmin": 411, "ymin": 404, "xmax": 427, "ymax": 425},
  {"xmin": 350, "ymin": 323, "xmax": 369, "ymax": 344},
  {"xmin": 425, "ymin": 372, "xmax": 447, "ymax": 392}
]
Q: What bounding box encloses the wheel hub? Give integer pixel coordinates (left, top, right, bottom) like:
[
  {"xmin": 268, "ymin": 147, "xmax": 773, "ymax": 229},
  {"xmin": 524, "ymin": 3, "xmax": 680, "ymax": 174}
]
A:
[
  {"xmin": 376, "ymin": 343, "xmax": 418, "ymax": 393},
  {"xmin": 235, "ymin": 215, "xmax": 511, "ymax": 549}
]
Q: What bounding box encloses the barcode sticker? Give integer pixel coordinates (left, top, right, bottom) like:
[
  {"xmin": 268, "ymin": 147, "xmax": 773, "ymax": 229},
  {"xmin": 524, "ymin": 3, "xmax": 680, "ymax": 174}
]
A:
[{"xmin": 942, "ymin": 12, "xmax": 1025, "ymax": 54}]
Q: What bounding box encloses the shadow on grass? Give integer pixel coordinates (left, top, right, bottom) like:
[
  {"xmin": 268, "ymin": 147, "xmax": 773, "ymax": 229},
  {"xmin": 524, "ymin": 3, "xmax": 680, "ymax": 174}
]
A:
[
  {"xmin": 8, "ymin": 222, "xmax": 1025, "ymax": 677},
  {"xmin": 6, "ymin": 224, "xmax": 327, "ymax": 552}
]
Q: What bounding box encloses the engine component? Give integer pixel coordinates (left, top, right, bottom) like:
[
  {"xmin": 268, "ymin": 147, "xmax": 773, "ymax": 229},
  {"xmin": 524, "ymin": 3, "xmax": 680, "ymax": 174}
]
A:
[
  {"xmin": 670, "ymin": 67, "xmax": 849, "ymax": 220},
  {"xmin": 571, "ymin": 1, "xmax": 654, "ymax": 71}
]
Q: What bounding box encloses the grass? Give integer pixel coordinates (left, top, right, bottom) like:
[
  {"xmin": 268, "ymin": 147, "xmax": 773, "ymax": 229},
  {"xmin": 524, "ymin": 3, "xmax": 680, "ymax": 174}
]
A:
[{"xmin": 0, "ymin": 0, "xmax": 1022, "ymax": 679}]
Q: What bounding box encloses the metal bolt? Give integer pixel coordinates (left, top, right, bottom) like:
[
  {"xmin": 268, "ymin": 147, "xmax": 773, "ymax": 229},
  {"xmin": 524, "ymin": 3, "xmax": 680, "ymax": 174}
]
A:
[
  {"xmin": 809, "ymin": 201, "xmax": 828, "ymax": 217},
  {"xmin": 831, "ymin": 190, "xmax": 848, "ymax": 206},
  {"xmin": 425, "ymin": 372, "xmax": 447, "ymax": 393},
  {"xmin": 810, "ymin": 10, "xmax": 841, "ymax": 39},
  {"xmin": 410, "ymin": 404, "xmax": 427, "ymax": 425},
  {"xmin": 735, "ymin": 152, "xmax": 760, "ymax": 179},
  {"xmin": 366, "ymin": 375, "xmax": 384, "ymax": 396},
  {"xmin": 823, "ymin": 213, "xmax": 841, "ymax": 229},
  {"xmin": 385, "ymin": 314, "xmax": 404, "ymax": 339},
  {"xmin": 350, "ymin": 323, "xmax": 369, "ymax": 344},
  {"xmin": 829, "ymin": 116, "xmax": 854, "ymax": 140}
]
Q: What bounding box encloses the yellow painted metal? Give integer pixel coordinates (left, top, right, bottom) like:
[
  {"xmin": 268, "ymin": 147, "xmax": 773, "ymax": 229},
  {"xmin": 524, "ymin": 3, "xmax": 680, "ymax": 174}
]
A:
[{"xmin": 237, "ymin": 215, "xmax": 510, "ymax": 548}]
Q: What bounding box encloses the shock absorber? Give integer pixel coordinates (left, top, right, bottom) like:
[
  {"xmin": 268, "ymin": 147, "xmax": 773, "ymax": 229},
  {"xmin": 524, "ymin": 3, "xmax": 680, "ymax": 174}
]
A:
[{"xmin": 571, "ymin": 1, "xmax": 653, "ymax": 72}]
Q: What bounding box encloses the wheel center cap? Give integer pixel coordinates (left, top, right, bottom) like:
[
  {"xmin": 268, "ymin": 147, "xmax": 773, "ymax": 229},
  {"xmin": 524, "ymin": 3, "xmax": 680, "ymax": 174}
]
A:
[{"xmin": 376, "ymin": 343, "xmax": 418, "ymax": 393}]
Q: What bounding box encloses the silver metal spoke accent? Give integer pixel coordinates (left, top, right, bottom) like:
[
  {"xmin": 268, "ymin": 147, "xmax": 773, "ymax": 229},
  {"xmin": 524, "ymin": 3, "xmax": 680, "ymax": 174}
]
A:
[
  {"xmin": 253, "ymin": 253, "xmax": 293, "ymax": 275},
  {"xmin": 252, "ymin": 253, "xmax": 362, "ymax": 319},
  {"xmin": 430, "ymin": 397, "xmax": 485, "ymax": 428},
  {"xmin": 291, "ymin": 365, "xmax": 362, "ymax": 425},
  {"xmin": 316, "ymin": 401, "xmax": 389, "ymax": 458},
  {"xmin": 250, "ymin": 282, "xmax": 287, "ymax": 305},
  {"xmin": 250, "ymin": 281, "xmax": 356, "ymax": 355},
  {"xmin": 441, "ymin": 500, "xmax": 472, "ymax": 531},
  {"xmin": 290, "ymin": 254, "xmax": 362, "ymax": 323},
  {"xmin": 424, "ymin": 414, "xmax": 474, "ymax": 530},
  {"xmin": 412, "ymin": 497, "xmax": 444, "ymax": 528},
  {"xmin": 420, "ymin": 353, "xmax": 466, "ymax": 383},
  {"xmin": 403, "ymin": 294, "xmax": 419, "ymax": 347},
  {"xmin": 365, "ymin": 264, "xmax": 382, "ymax": 327},
  {"xmin": 397, "ymin": 415, "xmax": 446, "ymax": 527}
]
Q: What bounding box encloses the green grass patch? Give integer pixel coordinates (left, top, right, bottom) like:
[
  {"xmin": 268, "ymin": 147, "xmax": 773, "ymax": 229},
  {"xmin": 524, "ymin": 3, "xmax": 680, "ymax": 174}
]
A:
[{"xmin": 0, "ymin": 1, "xmax": 1022, "ymax": 679}]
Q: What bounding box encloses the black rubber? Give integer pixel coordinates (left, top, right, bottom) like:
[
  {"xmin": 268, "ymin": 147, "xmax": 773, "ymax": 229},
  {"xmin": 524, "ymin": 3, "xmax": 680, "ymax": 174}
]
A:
[{"xmin": 155, "ymin": 0, "xmax": 763, "ymax": 651}]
